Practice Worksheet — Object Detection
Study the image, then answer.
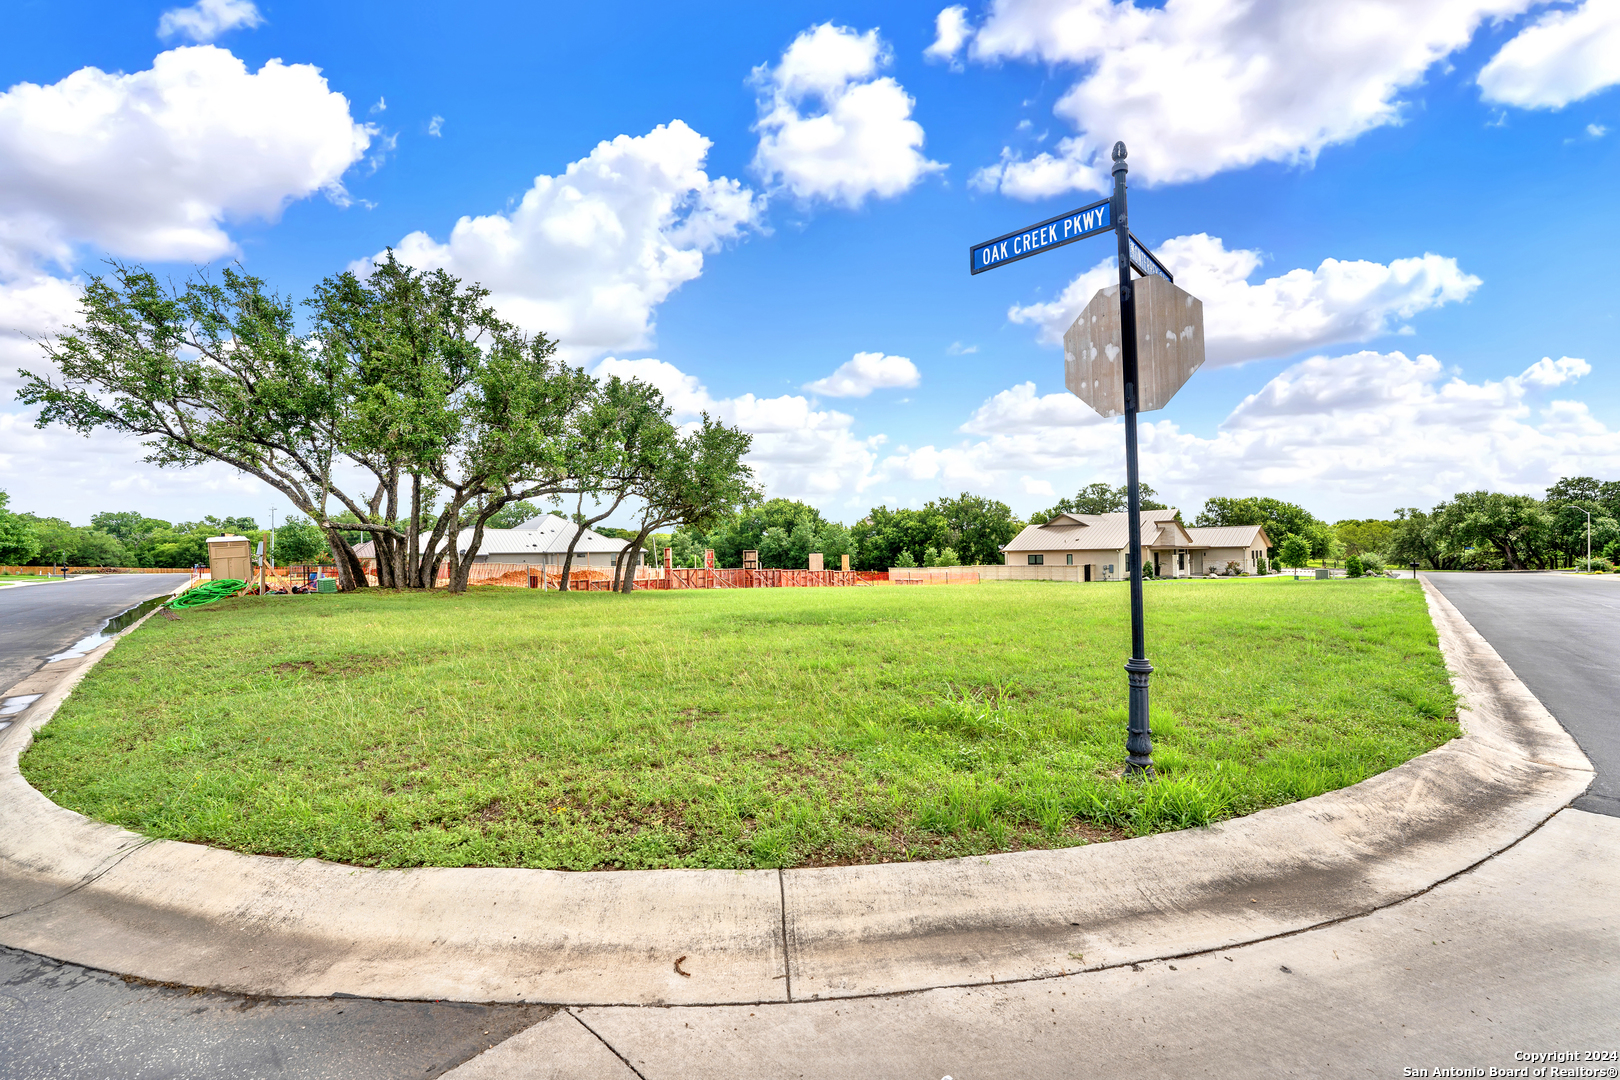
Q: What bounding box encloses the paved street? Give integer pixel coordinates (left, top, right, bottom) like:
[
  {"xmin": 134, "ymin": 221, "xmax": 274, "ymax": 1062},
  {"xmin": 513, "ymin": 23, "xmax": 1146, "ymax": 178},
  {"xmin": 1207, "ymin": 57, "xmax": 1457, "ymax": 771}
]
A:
[
  {"xmin": 0, "ymin": 946, "xmax": 548, "ymax": 1080},
  {"xmin": 1426, "ymin": 572, "xmax": 1620, "ymax": 816},
  {"xmin": 0, "ymin": 575, "xmax": 189, "ymax": 698}
]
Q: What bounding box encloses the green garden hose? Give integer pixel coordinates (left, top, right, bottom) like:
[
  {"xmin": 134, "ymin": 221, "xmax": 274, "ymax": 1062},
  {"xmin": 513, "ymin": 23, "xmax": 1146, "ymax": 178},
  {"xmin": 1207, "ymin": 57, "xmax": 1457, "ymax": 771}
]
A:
[{"xmin": 168, "ymin": 579, "xmax": 247, "ymax": 609}]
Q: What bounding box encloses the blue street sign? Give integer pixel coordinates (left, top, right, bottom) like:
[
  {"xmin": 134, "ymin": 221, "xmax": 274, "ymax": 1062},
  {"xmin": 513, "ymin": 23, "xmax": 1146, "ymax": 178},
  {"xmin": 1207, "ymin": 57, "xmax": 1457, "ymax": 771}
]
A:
[{"xmin": 969, "ymin": 197, "xmax": 1112, "ymax": 275}]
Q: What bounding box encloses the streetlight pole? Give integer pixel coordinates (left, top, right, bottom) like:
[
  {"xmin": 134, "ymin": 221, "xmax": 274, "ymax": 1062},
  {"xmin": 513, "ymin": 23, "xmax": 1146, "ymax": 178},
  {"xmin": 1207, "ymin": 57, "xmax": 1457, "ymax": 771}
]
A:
[
  {"xmin": 1584, "ymin": 508, "xmax": 1591, "ymax": 571},
  {"xmin": 1112, "ymin": 141, "xmax": 1154, "ymax": 778}
]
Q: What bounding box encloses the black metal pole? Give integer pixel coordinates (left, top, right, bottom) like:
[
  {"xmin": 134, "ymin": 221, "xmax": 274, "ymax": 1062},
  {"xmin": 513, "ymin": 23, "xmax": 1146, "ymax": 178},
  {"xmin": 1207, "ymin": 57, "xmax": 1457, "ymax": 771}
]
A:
[{"xmin": 1112, "ymin": 141, "xmax": 1154, "ymax": 777}]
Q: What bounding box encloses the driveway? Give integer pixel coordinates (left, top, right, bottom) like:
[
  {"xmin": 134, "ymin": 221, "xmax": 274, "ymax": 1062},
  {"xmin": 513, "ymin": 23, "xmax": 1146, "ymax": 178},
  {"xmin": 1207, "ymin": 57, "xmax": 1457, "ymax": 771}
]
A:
[
  {"xmin": 1425, "ymin": 572, "xmax": 1620, "ymax": 816},
  {"xmin": 0, "ymin": 574, "xmax": 189, "ymax": 697}
]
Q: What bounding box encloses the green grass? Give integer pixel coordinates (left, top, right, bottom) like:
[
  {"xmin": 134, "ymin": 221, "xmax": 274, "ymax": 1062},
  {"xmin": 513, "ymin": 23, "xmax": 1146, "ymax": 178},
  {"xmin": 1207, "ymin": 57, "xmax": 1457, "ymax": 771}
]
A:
[{"xmin": 20, "ymin": 577, "xmax": 1458, "ymax": 871}]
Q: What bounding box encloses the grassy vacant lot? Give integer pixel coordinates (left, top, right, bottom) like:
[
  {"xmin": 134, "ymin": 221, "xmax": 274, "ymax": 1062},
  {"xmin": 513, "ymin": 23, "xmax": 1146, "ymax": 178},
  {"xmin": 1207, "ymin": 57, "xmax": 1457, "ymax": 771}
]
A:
[{"xmin": 22, "ymin": 578, "xmax": 1457, "ymax": 871}]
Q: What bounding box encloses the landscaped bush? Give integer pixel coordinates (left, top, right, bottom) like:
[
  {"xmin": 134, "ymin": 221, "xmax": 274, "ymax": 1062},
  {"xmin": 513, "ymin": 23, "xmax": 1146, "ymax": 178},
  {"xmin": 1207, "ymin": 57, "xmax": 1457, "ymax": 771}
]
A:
[
  {"xmin": 1577, "ymin": 556, "xmax": 1613, "ymax": 572},
  {"xmin": 1360, "ymin": 553, "xmax": 1387, "ymax": 575},
  {"xmin": 1345, "ymin": 555, "xmax": 1364, "ymax": 578}
]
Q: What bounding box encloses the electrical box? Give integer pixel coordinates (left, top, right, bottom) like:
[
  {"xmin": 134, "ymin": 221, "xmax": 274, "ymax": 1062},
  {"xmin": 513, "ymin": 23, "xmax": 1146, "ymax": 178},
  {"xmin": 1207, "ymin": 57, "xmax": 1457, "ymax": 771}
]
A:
[{"xmin": 205, "ymin": 535, "xmax": 252, "ymax": 582}]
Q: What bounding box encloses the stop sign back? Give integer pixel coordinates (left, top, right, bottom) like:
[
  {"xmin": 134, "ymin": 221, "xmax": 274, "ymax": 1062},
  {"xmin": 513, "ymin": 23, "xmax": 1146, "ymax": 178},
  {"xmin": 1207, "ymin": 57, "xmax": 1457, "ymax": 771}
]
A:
[{"xmin": 1063, "ymin": 275, "xmax": 1205, "ymax": 418}]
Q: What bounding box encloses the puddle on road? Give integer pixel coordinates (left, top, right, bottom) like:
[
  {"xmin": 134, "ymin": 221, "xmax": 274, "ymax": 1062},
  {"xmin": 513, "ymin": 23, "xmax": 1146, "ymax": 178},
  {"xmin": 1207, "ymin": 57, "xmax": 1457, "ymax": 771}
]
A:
[{"xmin": 45, "ymin": 594, "xmax": 172, "ymax": 663}]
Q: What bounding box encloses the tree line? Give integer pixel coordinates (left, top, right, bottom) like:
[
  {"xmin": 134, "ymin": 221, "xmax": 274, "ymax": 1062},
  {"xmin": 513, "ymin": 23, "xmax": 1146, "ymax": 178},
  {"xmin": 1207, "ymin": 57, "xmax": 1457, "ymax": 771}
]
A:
[
  {"xmin": 16, "ymin": 256, "xmax": 756, "ymax": 592},
  {"xmin": 668, "ymin": 493, "xmax": 1025, "ymax": 572}
]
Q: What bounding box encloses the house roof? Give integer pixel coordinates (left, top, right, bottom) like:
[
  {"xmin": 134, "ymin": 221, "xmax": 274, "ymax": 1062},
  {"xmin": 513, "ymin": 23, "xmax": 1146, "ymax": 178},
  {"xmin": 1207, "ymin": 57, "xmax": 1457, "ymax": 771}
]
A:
[
  {"xmin": 1184, "ymin": 524, "xmax": 1272, "ymax": 549},
  {"xmin": 456, "ymin": 514, "xmax": 629, "ymax": 556},
  {"xmin": 1002, "ymin": 511, "xmax": 1193, "ymax": 552}
]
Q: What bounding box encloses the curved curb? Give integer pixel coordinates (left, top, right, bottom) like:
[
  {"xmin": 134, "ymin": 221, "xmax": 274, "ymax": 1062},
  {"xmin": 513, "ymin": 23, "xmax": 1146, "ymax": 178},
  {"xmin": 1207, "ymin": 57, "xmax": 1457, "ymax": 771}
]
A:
[{"xmin": 0, "ymin": 577, "xmax": 1594, "ymax": 1006}]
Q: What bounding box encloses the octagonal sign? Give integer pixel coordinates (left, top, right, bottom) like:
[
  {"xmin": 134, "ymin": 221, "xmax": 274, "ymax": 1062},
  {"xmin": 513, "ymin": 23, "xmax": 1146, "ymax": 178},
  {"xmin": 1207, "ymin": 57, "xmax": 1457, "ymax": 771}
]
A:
[{"xmin": 1063, "ymin": 274, "xmax": 1205, "ymax": 418}]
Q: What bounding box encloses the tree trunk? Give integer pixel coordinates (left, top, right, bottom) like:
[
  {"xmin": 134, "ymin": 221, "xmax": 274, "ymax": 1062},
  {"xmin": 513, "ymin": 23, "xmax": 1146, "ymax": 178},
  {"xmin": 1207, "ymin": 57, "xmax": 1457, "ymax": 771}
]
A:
[
  {"xmin": 325, "ymin": 528, "xmax": 369, "ymax": 591},
  {"xmin": 407, "ymin": 472, "xmax": 422, "ymax": 588},
  {"xmin": 559, "ymin": 491, "xmax": 629, "ymax": 593},
  {"xmin": 619, "ymin": 527, "xmax": 657, "ymax": 593}
]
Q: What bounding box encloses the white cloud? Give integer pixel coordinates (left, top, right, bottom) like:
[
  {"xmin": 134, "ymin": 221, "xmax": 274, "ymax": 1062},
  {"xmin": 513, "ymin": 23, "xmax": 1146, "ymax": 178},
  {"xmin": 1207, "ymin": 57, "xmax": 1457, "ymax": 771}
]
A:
[
  {"xmin": 803, "ymin": 351, "xmax": 920, "ymax": 397},
  {"xmin": 946, "ymin": 341, "xmax": 979, "ymax": 355},
  {"xmin": 1588, "ymin": 123, "xmax": 1609, "ymax": 138},
  {"xmin": 0, "ymin": 411, "xmax": 271, "ymax": 524},
  {"xmin": 956, "ymin": 0, "xmax": 1536, "ymax": 197},
  {"xmin": 925, "ymin": 6, "xmax": 972, "ymax": 66},
  {"xmin": 371, "ymin": 121, "xmax": 761, "ymax": 364},
  {"xmin": 751, "ymin": 23, "xmax": 945, "ymax": 207},
  {"xmin": 1020, "ymin": 475, "xmax": 1055, "ymax": 496},
  {"xmin": 1006, "ymin": 234, "xmax": 1480, "ymax": 367},
  {"xmin": 875, "ymin": 351, "xmax": 1618, "ymax": 518},
  {"xmin": 1479, "ymin": 0, "xmax": 1620, "ymax": 108},
  {"xmin": 428, "ymin": 115, "xmax": 445, "ymax": 137},
  {"xmin": 158, "ymin": 0, "xmax": 263, "ymax": 43},
  {"xmin": 592, "ymin": 357, "xmax": 886, "ymax": 505},
  {"xmin": 0, "ymin": 46, "xmax": 372, "ymax": 275}
]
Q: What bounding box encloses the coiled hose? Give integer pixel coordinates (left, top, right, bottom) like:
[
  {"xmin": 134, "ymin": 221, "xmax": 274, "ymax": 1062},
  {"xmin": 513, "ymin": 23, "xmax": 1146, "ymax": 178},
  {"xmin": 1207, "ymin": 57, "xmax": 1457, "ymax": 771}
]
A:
[{"xmin": 168, "ymin": 579, "xmax": 247, "ymax": 609}]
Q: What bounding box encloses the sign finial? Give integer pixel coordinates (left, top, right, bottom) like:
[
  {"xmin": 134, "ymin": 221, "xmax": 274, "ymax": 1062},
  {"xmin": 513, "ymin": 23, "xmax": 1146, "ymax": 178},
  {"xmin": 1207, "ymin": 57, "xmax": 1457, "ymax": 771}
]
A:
[{"xmin": 1111, "ymin": 141, "xmax": 1127, "ymax": 162}]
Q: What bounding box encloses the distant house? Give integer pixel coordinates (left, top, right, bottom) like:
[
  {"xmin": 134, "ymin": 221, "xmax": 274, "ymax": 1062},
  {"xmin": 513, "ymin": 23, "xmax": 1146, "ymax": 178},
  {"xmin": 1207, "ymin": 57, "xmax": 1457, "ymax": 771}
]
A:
[
  {"xmin": 352, "ymin": 515, "xmax": 643, "ymax": 571},
  {"xmin": 1184, "ymin": 524, "xmax": 1272, "ymax": 576},
  {"xmin": 999, "ymin": 511, "xmax": 1271, "ymax": 579},
  {"xmin": 455, "ymin": 514, "xmax": 644, "ymax": 570}
]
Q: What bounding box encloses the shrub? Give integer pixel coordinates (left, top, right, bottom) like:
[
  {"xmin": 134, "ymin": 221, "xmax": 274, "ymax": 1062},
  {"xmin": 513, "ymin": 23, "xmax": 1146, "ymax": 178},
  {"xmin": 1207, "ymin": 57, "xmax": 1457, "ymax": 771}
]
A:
[
  {"xmin": 1224, "ymin": 560, "xmax": 1241, "ymax": 576},
  {"xmin": 893, "ymin": 549, "xmax": 918, "ymax": 568},
  {"xmin": 1256, "ymin": 557, "xmax": 1269, "ymax": 575},
  {"xmin": 1360, "ymin": 553, "xmax": 1386, "ymax": 575},
  {"xmin": 1345, "ymin": 554, "xmax": 1364, "ymax": 578},
  {"xmin": 1577, "ymin": 556, "xmax": 1614, "ymax": 573}
]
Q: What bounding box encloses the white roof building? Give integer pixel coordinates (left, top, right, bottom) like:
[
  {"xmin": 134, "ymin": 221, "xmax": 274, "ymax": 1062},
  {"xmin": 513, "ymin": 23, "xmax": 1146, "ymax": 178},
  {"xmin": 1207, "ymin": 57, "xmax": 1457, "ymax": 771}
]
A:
[{"xmin": 454, "ymin": 514, "xmax": 642, "ymax": 568}]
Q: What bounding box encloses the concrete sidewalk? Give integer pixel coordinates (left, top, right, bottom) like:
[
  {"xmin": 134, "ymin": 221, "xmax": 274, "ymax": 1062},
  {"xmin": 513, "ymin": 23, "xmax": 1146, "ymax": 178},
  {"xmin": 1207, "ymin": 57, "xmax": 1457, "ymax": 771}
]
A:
[{"xmin": 450, "ymin": 807, "xmax": 1620, "ymax": 1079}]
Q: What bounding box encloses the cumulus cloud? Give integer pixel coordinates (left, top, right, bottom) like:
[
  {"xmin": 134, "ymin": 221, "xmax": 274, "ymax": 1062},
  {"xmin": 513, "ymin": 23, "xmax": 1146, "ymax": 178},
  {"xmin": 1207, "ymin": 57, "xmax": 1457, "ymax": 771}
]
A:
[
  {"xmin": 803, "ymin": 351, "xmax": 920, "ymax": 397},
  {"xmin": 427, "ymin": 115, "xmax": 444, "ymax": 137},
  {"xmin": 1007, "ymin": 234, "xmax": 1480, "ymax": 367},
  {"xmin": 370, "ymin": 121, "xmax": 761, "ymax": 363},
  {"xmin": 1478, "ymin": 0, "xmax": 1620, "ymax": 108},
  {"xmin": 955, "ymin": 0, "xmax": 1535, "ymax": 197},
  {"xmin": 924, "ymin": 6, "xmax": 972, "ymax": 66},
  {"xmin": 158, "ymin": 0, "xmax": 263, "ymax": 43},
  {"xmin": 593, "ymin": 357, "xmax": 886, "ymax": 504},
  {"xmin": 752, "ymin": 23, "xmax": 945, "ymax": 207},
  {"xmin": 0, "ymin": 46, "xmax": 372, "ymax": 275},
  {"xmin": 874, "ymin": 351, "xmax": 1617, "ymax": 517}
]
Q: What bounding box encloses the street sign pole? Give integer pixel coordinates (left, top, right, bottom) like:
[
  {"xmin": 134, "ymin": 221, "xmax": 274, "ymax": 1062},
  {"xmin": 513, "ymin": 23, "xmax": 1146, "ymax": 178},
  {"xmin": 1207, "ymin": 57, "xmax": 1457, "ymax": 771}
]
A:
[
  {"xmin": 1110, "ymin": 142, "xmax": 1155, "ymax": 777},
  {"xmin": 969, "ymin": 140, "xmax": 1202, "ymax": 781}
]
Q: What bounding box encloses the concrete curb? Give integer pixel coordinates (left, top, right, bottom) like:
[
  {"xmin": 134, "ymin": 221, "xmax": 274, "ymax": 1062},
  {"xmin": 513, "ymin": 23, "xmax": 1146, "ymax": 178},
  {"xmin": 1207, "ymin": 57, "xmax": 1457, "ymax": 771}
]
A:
[{"xmin": 0, "ymin": 576, "xmax": 1594, "ymax": 1006}]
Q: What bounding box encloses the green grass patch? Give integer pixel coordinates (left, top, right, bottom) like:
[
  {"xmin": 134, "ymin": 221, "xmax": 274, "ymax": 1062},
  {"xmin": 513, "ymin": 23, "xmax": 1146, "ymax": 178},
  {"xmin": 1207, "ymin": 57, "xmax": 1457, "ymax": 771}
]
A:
[{"xmin": 21, "ymin": 578, "xmax": 1457, "ymax": 870}]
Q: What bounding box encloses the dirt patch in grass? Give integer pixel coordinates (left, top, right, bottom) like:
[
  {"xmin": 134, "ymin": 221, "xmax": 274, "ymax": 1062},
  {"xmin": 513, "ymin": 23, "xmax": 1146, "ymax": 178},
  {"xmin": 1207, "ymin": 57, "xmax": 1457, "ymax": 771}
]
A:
[{"xmin": 22, "ymin": 578, "xmax": 1458, "ymax": 871}]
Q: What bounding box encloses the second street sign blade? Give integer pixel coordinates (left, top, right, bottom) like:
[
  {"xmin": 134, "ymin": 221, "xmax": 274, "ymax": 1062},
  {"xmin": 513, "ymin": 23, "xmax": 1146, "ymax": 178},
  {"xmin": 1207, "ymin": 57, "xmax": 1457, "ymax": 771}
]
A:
[{"xmin": 969, "ymin": 197, "xmax": 1112, "ymax": 275}]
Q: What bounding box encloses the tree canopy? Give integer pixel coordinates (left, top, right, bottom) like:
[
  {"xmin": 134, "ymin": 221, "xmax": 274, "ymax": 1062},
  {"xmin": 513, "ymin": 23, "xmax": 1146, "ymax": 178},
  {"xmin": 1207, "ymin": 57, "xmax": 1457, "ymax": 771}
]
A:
[{"xmin": 18, "ymin": 257, "xmax": 751, "ymax": 592}]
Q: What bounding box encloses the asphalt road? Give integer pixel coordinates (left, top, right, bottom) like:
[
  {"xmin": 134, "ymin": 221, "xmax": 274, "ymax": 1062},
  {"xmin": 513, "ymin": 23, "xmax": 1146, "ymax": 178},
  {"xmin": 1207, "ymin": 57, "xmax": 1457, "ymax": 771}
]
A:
[
  {"xmin": 0, "ymin": 946, "xmax": 548, "ymax": 1080},
  {"xmin": 0, "ymin": 575, "xmax": 189, "ymax": 697},
  {"xmin": 1427, "ymin": 572, "xmax": 1620, "ymax": 816}
]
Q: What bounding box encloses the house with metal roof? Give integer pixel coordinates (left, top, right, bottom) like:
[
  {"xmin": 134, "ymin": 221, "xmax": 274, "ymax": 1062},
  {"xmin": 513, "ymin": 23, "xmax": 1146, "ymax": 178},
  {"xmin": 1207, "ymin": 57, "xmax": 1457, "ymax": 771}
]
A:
[
  {"xmin": 999, "ymin": 512, "xmax": 1272, "ymax": 579},
  {"xmin": 1185, "ymin": 523, "xmax": 1273, "ymax": 576},
  {"xmin": 454, "ymin": 514, "xmax": 643, "ymax": 570}
]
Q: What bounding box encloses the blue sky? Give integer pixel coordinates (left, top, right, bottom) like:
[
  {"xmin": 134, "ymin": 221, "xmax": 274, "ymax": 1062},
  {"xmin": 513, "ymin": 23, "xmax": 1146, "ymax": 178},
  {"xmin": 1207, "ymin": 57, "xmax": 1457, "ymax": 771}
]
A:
[{"xmin": 2, "ymin": 0, "xmax": 1617, "ymax": 528}]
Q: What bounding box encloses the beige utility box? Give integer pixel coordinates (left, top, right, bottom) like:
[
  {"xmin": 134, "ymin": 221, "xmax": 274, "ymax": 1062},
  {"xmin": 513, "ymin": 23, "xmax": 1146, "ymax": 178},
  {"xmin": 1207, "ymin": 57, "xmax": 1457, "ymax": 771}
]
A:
[{"xmin": 206, "ymin": 535, "xmax": 252, "ymax": 582}]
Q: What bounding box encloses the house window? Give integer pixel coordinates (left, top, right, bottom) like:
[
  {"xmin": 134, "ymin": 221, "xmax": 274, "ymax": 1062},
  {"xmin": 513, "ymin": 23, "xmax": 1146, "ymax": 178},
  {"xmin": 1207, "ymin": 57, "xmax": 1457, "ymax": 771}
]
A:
[
  {"xmin": 1178, "ymin": 551, "xmax": 1185, "ymax": 571},
  {"xmin": 1028, "ymin": 554, "xmax": 1044, "ymax": 565},
  {"xmin": 1066, "ymin": 553, "xmax": 1073, "ymax": 565}
]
